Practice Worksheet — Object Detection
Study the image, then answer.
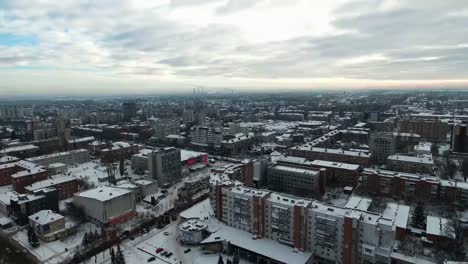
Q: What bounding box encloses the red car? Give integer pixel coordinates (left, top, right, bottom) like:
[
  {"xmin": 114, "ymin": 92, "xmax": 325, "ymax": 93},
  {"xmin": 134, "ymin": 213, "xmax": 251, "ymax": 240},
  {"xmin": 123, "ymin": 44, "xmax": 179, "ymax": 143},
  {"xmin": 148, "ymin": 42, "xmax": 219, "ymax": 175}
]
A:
[{"xmin": 155, "ymin": 248, "xmax": 164, "ymax": 254}]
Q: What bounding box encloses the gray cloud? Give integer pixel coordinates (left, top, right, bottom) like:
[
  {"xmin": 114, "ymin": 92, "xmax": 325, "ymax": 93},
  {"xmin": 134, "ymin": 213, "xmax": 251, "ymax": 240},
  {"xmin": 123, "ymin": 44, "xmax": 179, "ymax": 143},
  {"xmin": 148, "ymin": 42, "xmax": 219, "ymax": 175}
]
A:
[{"xmin": 0, "ymin": 0, "xmax": 468, "ymax": 94}]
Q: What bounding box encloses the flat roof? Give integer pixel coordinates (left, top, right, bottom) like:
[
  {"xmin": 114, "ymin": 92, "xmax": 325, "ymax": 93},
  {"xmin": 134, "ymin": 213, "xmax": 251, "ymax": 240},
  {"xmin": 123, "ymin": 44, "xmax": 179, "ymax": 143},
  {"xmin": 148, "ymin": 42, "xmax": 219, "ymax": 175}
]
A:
[
  {"xmin": 267, "ymin": 192, "xmax": 312, "ymax": 207},
  {"xmin": 0, "ymin": 144, "xmax": 38, "ymax": 153},
  {"xmin": 382, "ymin": 203, "xmax": 410, "ymax": 229},
  {"xmin": 180, "ymin": 149, "xmax": 207, "ymax": 161},
  {"xmin": 25, "ymin": 175, "xmax": 76, "ymax": 191},
  {"xmin": 344, "ymin": 196, "xmax": 372, "ymax": 211},
  {"xmin": 29, "ymin": 210, "xmax": 64, "ymax": 225},
  {"xmin": 292, "ymin": 146, "xmax": 371, "ymax": 158},
  {"xmin": 75, "ymin": 186, "xmax": 132, "ymax": 202},
  {"xmin": 387, "ymin": 154, "xmax": 434, "ymax": 165},
  {"xmin": 201, "ymin": 223, "xmax": 313, "ymax": 264},
  {"xmin": 426, "ymin": 216, "xmax": 455, "ymax": 238},
  {"xmin": 272, "ymin": 165, "xmax": 320, "ymax": 175},
  {"xmin": 310, "ymin": 160, "xmax": 360, "ymax": 170},
  {"xmin": 11, "ymin": 167, "xmax": 46, "ymax": 178}
]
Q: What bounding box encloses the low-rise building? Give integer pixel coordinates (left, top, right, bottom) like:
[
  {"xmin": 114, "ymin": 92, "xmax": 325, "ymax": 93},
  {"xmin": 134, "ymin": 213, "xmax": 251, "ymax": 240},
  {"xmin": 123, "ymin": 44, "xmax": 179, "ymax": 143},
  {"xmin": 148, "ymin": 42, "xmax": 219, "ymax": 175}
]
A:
[
  {"xmin": 25, "ymin": 175, "xmax": 79, "ymax": 200},
  {"xmin": 73, "ymin": 186, "xmax": 136, "ymax": 225},
  {"xmin": 11, "ymin": 166, "xmax": 48, "ymax": 193},
  {"xmin": 29, "ymin": 210, "xmax": 66, "ymax": 241}
]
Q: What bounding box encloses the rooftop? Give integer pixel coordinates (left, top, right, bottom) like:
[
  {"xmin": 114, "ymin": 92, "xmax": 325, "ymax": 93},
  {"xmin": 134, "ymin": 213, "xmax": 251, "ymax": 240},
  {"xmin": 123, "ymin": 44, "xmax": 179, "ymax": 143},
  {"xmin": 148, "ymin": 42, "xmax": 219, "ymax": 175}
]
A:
[
  {"xmin": 0, "ymin": 144, "xmax": 38, "ymax": 154},
  {"xmin": 75, "ymin": 186, "xmax": 132, "ymax": 202},
  {"xmin": 344, "ymin": 196, "xmax": 372, "ymax": 211},
  {"xmin": 271, "ymin": 165, "xmax": 320, "ymax": 175},
  {"xmin": 29, "ymin": 210, "xmax": 64, "ymax": 225},
  {"xmin": 310, "ymin": 159, "xmax": 360, "ymax": 170},
  {"xmin": 201, "ymin": 223, "xmax": 313, "ymax": 264},
  {"xmin": 387, "ymin": 154, "xmax": 434, "ymax": 165},
  {"xmin": 25, "ymin": 175, "xmax": 76, "ymax": 192},
  {"xmin": 426, "ymin": 216, "xmax": 455, "ymax": 239}
]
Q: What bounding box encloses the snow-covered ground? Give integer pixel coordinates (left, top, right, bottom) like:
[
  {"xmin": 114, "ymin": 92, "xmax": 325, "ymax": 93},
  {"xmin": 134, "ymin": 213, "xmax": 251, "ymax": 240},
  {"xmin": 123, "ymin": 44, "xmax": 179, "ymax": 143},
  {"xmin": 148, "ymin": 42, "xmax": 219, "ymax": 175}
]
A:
[
  {"xmin": 13, "ymin": 221, "xmax": 98, "ymax": 264},
  {"xmin": 92, "ymin": 218, "xmax": 249, "ymax": 264}
]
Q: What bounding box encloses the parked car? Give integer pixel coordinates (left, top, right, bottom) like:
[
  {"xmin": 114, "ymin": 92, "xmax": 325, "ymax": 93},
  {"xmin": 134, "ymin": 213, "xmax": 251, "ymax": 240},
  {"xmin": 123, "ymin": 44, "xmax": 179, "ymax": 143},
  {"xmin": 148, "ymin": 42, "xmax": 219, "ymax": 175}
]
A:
[
  {"xmin": 184, "ymin": 248, "xmax": 191, "ymax": 253},
  {"xmin": 147, "ymin": 257, "xmax": 155, "ymax": 262},
  {"xmin": 156, "ymin": 248, "xmax": 164, "ymax": 254}
]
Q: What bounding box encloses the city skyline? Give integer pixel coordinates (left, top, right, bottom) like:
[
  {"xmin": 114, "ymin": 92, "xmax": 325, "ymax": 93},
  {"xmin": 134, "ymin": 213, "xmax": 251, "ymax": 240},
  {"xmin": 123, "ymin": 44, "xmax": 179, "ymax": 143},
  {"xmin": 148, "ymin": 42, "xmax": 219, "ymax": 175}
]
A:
[{"xmin": 1, "ymin": 0, "xmax": 468, "ymax": 96}]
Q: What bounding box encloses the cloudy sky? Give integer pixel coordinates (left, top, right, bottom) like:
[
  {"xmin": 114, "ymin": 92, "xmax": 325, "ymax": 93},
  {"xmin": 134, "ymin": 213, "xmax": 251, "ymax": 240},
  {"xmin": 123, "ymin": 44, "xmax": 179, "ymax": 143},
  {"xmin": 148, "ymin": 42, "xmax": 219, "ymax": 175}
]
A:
[{"xmin": 1, "ymin": 0, "xmax": 468, "ymax": 96}]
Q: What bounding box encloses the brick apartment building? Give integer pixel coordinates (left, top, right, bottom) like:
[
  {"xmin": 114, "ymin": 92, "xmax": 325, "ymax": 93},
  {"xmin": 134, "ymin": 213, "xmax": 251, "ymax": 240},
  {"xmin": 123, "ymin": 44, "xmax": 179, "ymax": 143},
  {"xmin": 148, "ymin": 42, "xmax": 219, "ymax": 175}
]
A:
[
  {"xmin": 11, "ymin": 167, "xmax": 48, "ymax": 193},
  {"xmin": 100, "ymin": 142, "xmax": 139, "ymax": 163},
  {"xmin": 362, "ymin": 168, "xmax": 468, "ymax": 206},
  {"xmin": 289, "ymin": 146, "xmax": 371, "ymax": 166},
  {"xmin": 398, "ymin": 119, "xmax": 448, "ymax": 142},
  {"xmin": 25, "ymin": 175, "xmax": 79, "ymax": 200},
  {"xmin": 212, "ymin": 185, "xmax": 410, "ymax": 264}
]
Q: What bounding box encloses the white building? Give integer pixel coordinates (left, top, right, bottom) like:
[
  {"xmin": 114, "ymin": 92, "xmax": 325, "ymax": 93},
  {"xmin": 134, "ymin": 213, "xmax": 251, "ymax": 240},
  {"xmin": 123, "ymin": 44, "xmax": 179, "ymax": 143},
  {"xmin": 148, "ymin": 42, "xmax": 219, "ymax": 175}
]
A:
[{"xmin": 73, "ymin": 186, "xmax": 136, "ymax": 225}]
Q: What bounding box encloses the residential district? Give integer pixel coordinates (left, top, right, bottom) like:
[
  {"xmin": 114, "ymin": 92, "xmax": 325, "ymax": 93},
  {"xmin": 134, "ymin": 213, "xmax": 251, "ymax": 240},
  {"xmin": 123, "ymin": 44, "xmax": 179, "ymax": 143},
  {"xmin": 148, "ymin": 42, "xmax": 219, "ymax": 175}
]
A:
[{"xmin": 0, "ymin": 91, "xmax": 468, "ymax": 264}]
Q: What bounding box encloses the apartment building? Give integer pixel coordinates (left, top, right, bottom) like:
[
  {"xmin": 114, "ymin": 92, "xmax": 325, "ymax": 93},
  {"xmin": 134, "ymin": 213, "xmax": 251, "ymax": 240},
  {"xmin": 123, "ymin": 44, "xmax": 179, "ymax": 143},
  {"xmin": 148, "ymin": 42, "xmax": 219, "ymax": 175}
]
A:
[
  {"xmin": 190, "ymin": 126, "xmax": 223, "ymax": 147},
  {"xmin": 386, "ymin": 154, "xmax": 434, "ymax": 174},
  {"xmin": 11, "ymin": 167, "xmax": 48, "ymax": 193},
  {"xmin": 0, "ymin": 144, "xmax": 39, "ymax": 159},
  {"xmin": 25, "ymin": 175, "xmax": 79, "ymax": 200},
  {"xmin": 264, "ymin": 193, "xmax": 311, "ymax": 250},
  {"xmin": 267, "ymin": 164, "xmax": 325, "ymax": 198},
  {"xmin": 362, "ymin": 168, "xmax": 439, "ymax": 201},
  {"xmin": 26, "ymin": 148, "xmax": 90, "ymax": 166},
  {"xmin": 220, "ymin": 186, "xmax": 269, "ymax": 236},
  {"xmin": 214, "ymin": 185, "xmax": 410, "ymax": 264},
  {"xmin": 289, "ymin": 146, "xmax": 371, "ymax": 166},
  {"xmin": 100, "ymin": 141, "xmax": 139, "ymax": 163},
  {"xmin": 398, "ymin": 119, "xmax": 448, "ymax": 142},
  {"xmin": 309, "ymin": 160, "xmax": 360, "ymax": 188},
  {"xmin": 148, "ymin": 147, "xmax": 182, "ymax": 186}
]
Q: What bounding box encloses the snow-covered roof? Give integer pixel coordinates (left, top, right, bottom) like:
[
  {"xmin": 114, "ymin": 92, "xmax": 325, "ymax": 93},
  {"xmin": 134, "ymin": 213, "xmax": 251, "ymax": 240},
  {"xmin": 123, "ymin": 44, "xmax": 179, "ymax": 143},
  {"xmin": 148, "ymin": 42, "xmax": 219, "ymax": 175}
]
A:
[
  {"xmin": 382, "ymin": 203, "xmax": 410, "ymax": 229},
  {"xmin": 29, "ymin": 210, "xmax": 64, "ymax": 225},
  {"xmin": 179, "ymin": 218, "xmax": 208, "ymax": 232},
  {"xmin": 25, "ymin": 175, "xmax": 76, "ymax": 191},
  {"xmin": 75, "ymin": 186, "xmax": 132, "ymax": 202},
  {"xmin": 292, "ymin": 146, "xmax": 371, "ymax": 158},
  {"xmin": 387, "ymin": 154, "xmax": 434, "ymax": 165},
  {"xmin": 310, "ymin": 160, "xmax": 360, "ymax": 170},
  {"xmin": 426, "ymin": 216, "xmax": 455, "ymax": 239},
  {"xmin": 179, "ymin": 198, "xmax": 213, "ymax": 220},
  {"xmin": 11, "ymin": 167, "xmax": 46, "ymax": 178},
  {"xmin": 344, "ymin": 196, "xmax": 372, "ymax": 211},
  {"xmin": 271, "ymin": 165, "xmax": 320, "ymax": 175},
  {"xmin": 201, "ymin": 223, "xmax": 313, "ymax": 264},
  {"xmin": 267, "ymin": 192, "xmax": 312, "ymax": 207},
  {"xmin": 27, "ymin": 148, "xmax": 88, "ymax": 162},
  {"xmin": 0, "ymin": 155, "xmax": 19, "ymax": 163},
  {"xmin": 0, "ymin": 144, "xmax": 38, "ymax": 154},
  {"xmin": 180, "ymin": 149, "xmax": 206, "ymax": 161}
]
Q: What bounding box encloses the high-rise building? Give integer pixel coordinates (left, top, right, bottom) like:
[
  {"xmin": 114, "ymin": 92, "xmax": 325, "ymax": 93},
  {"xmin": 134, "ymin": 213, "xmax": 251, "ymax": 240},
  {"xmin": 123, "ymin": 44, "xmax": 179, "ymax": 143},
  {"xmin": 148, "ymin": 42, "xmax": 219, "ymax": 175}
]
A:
[
  {"xmin": 369, "ymin": 133, "xmax": 396, "ymax": 164},
  {"xmin": 452, "ymin": 124, "xmax": 468, "ymax": 153},
  {"xmin": 148, "ymin": 148, "xmax": 182, "ymax": 186},
  {"xmin": 0, "ymin": 105, "xmax": 24, "ymax": 120},
  {"xmin": 122, "ymin": 101, "xmax": 137, "ymax": 121}
]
